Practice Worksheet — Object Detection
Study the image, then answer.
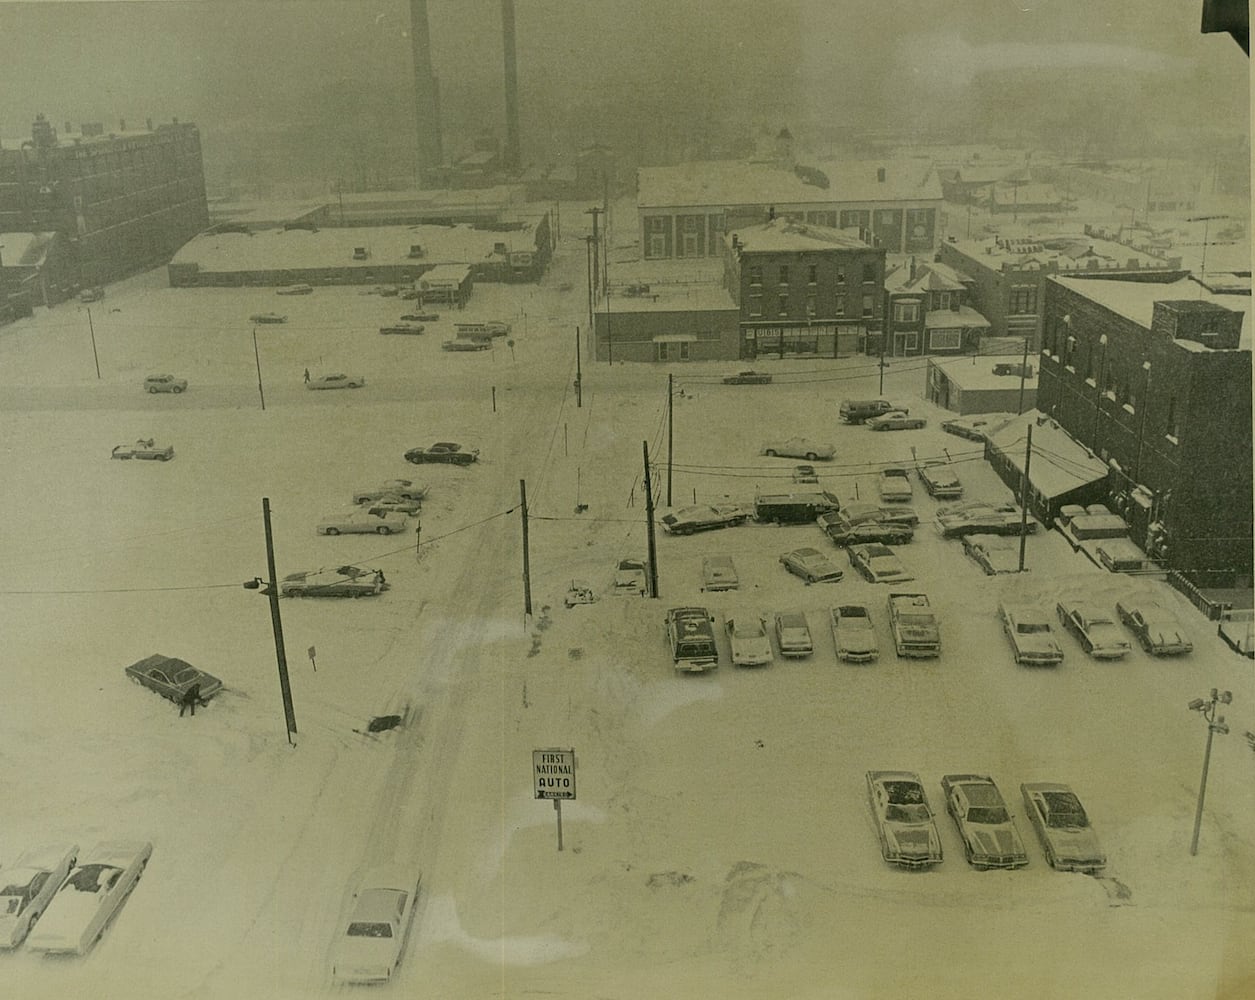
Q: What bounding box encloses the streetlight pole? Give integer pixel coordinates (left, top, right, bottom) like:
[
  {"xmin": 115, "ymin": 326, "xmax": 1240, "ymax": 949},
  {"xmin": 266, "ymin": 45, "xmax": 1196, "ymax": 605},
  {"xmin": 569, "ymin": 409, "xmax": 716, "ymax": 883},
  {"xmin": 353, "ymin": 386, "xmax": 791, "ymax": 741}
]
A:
[{"xmin": 1188, "ymin": 688, "xmax": 1232, "ymax": 856}]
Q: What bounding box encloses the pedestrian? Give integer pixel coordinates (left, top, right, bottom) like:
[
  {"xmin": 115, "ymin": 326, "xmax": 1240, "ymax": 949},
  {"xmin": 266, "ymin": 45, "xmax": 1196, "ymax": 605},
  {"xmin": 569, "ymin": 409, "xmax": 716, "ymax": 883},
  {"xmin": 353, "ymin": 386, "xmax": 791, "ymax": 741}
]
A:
[
  {"xmin": 303, "ymin": 367, "xmax": 310, "ymax": 383},
  {"xmin": 375, "ymin": 569, "xmax": 386, "ymax": 586},
  {"xmin": 179, "ymin": 683, "xmax": 206, "ymax": 717}
]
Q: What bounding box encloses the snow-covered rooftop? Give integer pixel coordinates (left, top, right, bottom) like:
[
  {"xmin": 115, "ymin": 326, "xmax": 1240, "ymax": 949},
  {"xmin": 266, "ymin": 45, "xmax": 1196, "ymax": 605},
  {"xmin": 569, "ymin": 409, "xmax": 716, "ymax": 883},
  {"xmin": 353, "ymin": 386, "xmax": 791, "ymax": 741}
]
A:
[
  {"xmin": 942, "ymin": 234, "xmax": 1181, "ymax": 273},
  {"xmin": 728, "ymin": 217, "xmax": 872, "ymax": 254},
  {"xmin": 987, "ymin": 411, "xmax": 1108, "ymax": 498}
]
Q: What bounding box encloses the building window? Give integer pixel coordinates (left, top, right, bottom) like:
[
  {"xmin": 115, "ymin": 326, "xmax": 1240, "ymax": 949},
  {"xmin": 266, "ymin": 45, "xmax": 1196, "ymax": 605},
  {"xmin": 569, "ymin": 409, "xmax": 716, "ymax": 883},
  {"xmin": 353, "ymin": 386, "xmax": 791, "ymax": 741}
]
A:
[
  {"xmin": 862, "ymin": 263, "xmax": 877, "ymax": 284},
  {"xmin": 836, "ymin": 267, "xmax": 846, "ymax": 284},
  {"xmin": 777, "ymin": 292, "xmax": 789, "ymax": 315},
  {"xmin": 933, "ymin": 291, "xmax": 955, "ymax": 311},
  {"xmin": 1166, "ymin": 395, "xmax": 1178, "ymax": 439},
  {"xmin": 862, "ymin": 294, "xmax": 875, "ymax": 317},
  {"xmin": 1009, "ymin": 286, "xmax": 1038, "ymax": 314},
  {"xmin": 748, "ymin": 294, "xmax": 762, "ymax": 318},
  {"xmin": 748, "ymin": 265, "xmax": 762, "ymax": 286},
  {"xmin": 834, "ymin": 294, "xmax": 846, "ymax": 317},
  {"xmin": 929, "ymin": 329, "xmax": 962, "ymax": 351},
  {"xmin": 645, "ymin": 215, "xmax": 670, "ymax": 259},
  {"xmin": 894, "ymin": 301, "xmax": 920, "ymax": 323},
  {"xmin": 778, "ymin": 265, "xmax": 790, "ymax": 285},
  {"xmin": 808, "ymin": 264, "xmax": 818, "ymax": 285},
  {"xmin": 805, "ymin": 293, "xmax": 817, "ymax": 317}
]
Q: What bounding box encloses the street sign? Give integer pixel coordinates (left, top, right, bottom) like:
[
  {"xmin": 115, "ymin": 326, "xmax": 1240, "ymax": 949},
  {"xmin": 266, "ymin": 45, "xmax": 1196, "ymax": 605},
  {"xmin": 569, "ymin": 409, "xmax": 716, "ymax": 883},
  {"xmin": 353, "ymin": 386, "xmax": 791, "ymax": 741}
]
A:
[{"xmin": 533, "ymin": 747, "xmax": 576, "ymax": 800}]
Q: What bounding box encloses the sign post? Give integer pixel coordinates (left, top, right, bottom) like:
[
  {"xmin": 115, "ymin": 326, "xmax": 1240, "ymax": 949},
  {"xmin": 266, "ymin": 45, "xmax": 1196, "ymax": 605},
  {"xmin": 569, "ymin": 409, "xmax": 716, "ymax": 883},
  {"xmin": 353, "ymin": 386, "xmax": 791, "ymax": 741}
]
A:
[
  {"xmin": 307, "ymin": 645, "xmax": 317, "ymax": 672},
  {"xmin": 533, "ymin": 747, "xmax": 576, "ymax": 851}
]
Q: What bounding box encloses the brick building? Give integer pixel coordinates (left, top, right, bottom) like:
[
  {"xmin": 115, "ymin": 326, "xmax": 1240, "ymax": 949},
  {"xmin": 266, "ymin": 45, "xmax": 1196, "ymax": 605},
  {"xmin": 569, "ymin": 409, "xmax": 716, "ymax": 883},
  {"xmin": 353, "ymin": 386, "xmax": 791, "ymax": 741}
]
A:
[
  {"xmin": 591, "ymin": 283, "xmax": 739, "ymax": 363},
  {"xmin": 0, "ymin": 115, "xmax": 209, "ymax": 297},
  {"xmin": 724, "ymin": 217, "xmax": 886, "ymax": 359},
  {"xmin": 883, "ymin": 257, "xmax": 989, "ymax": 357},
  {"xmin": 1038, "ymin": 275, "xmax": 1252, "ymax": 586}
]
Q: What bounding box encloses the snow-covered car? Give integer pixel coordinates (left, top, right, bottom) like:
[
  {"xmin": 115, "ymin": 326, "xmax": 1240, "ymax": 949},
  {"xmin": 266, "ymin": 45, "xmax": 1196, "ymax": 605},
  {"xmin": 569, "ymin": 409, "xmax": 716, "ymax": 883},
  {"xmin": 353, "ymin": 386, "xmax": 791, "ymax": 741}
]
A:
[
  {"xmin": 700, "ymin": 555, "xmax": 739, "ymax": 592},
  {"xmin": 773, "ymin": 610, "xmax": 813, "ymax": 658},
  {"xmin": 792, "ymin": 464, "xmax": 819, "ymax": 484},
  {"xmin": 725, "ymin": 614, "xmax": 773, "ymax": 667},
  {"xmin": 441, "ymin": 338, "xmax": 491, "ymax": 351},
  {"xmin": 660, "ymin": 504, "xmax": 749, "ymax": 535},
  {"xmin": 848, "ymin": 543, "xmax": 913, "ymax": 584},
  {"xmin": 318, "ymin": 511, "xmax": 408, "ymax": 535},
  {"xmin": 867, "ymin": 410, "xmax": 927, "ymax": 431},
  {"xmin": 78, "ymin": 286, "xmax": 105, "ymax": 303},
  {"xmin": 962, "ymin": 534, "xmax": 1022, "ymax": 575},
  {"xmin": 404, "ymin": 442, "xmax": 479, "ymax": 465},
  {"xmin": 820, "ymin": 518, "xmax": 914, "ymax": 547},
  {"xmin": 402, "ymin": 312, "xmax": 440, "ymax": 322},
  {"xmin": 307, "ymin": 373, "xmax": 365, "ymax": 390},
  {"xmin": 353, "ymin": 480, "xmax": 429, "ymax": 503},
  {"xmin": 831, "ymin": 604, "xmax": 878, "ymax": 662},
  {"xmin": 722, "ymin": 370, "xmax": 772, "ymax": 385},
  {"xmin": 249, "ymin": 312, "xmax": 287, "ymax": 323},
  {"xmin": 276, "ymin": 283, "xmax": 313, "ymax": 295},
  {"xmin": 563, "ymin": 581, "xmax": 597, "ymax": 607},
  {"xmin": 877, "ymin": 466, "xmax": 913, "ymax": 503},
  {"xmin": 827, "ymin": 504, "xmax": 920, "ymax": 528},
  {"xmin": 1056, "ymin": 601, "xmax": 1131, "ymax": 659},
  {"xmin": 379, "ymin": 323, "xmax": 425, "ymax": 335},
  {"xmin": 125, "ymin": 653, "xmax": 224, "ymax": 705},
  {"xmin": 936, "ymin": 500, "xmax": 1034, "ymax": 538},
  {"xmin": 279, "ymin": 565, "xmax": 389, "ymax": 598},
  {"xmin": 998, "ymin": 602, "xmax": 1064, "ymax": 666},
  {"xmin": 611, "ymin": 557, "xmax": 647, "ymax": 596},
  {"xmin": 330, "ymin": 866, "xmax": 421, "ymax": 985},
  {"xmin": 761, "ymin": 437, "xmax": 835, "ymax": 461},
  {"xmin": 1020, "ymin": 783, "xmax": 1106, "ymax": 873},
  {"xmin": 940, "ymin": 774, "xmax": 1029, "ymax": 870},
  {"xmin": 361, "ymin": 496, "xmax": 423, "ymax": 516},
  {"xmin": 915, "ymin": 460, "xmax": 963, "ymax": 499},
  {"xmin": 142, "ymin": 373, "xmax": 187, "ymax": 394},
  {"xmin": 1115, "ymin": 599, "xmax": 1193, "ymax": 655},
  {"xmin": 26, "ymin": 841, "xmax": 152, "ymax": 955},
  {"xmin": 940, "ymin": 414, "xmax": 1010, "ymax": 441},
  {"xmin": 780, "ymin": 547, "xmax": 844, "ymax": 584},
  {"xmin": 866, "ymin": 771, "xmax": 943, "ymax": 869},
  {"xmin": 0, "ymin": 843, "xmax": 78, "ymax": 949},
  {"xmin": 111, "ymin": 438, "xmax": 174, "ymax": 461}
]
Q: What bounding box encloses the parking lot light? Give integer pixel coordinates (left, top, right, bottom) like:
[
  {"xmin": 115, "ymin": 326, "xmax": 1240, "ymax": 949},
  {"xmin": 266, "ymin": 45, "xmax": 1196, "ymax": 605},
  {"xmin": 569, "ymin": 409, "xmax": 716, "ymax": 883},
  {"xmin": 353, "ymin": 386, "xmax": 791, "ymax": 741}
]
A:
[{"xmin": 1188, "ymin": 688, "xmax": 1233, "ymax": 856}]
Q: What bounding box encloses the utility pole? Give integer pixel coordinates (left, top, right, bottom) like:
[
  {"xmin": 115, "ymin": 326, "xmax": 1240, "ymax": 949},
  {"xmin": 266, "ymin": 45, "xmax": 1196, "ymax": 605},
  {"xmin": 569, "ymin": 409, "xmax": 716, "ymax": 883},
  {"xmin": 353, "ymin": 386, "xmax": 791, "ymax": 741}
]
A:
[
  {"xmin": 605, "ymin": 278, "xmax": 614, "ymax": 364},
  {"xmin": 666, "ymin": 373, "xmax": 674, "ymax": 506},
  {"xmin": 1017, "ymin": 423, "xmax": 1033, "ymax": 572},
  {"xmin": 86, "ymin": 307, "xmax": 101, "ymax": 379},
  {"xmin": 585, "ymin": 207, "xmax": 602, "ymax": 296},
  {"xmin": 643, "ymin": 441, "xmax": 659, "ymax": 598},
  {"xmin": 252, "ymin": 326, "xmax": 266, "ymax": 411},
  {"xmin": 1017, "ymin": 336, "xmax": 1029, "ymax": 415},
  {"xmin": 601, "ymin": 177, "xmax": 610, "ymax": 294},
  {"xmin": 520, "ymin": 479, "xmax": 532, "ymax": 617},
  {"xmin": 262, "ymin": 497, "xmax": 297, "ymax": 743},
  {"xmin": 584, "ymin": 235, "xmax": 595, "ymax": 354},
  {"xmin": 574, "ymin": 326, "xmax": 582, "ymax": 407}
]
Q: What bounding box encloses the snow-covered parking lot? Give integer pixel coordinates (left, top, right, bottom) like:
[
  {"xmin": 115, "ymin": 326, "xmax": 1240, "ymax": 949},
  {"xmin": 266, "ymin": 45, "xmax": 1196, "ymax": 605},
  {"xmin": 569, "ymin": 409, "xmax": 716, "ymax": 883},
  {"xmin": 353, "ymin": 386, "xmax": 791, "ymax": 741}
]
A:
[{"xmin": 1, "ymin": 237, "xmax": 1252, "ymax": 999}]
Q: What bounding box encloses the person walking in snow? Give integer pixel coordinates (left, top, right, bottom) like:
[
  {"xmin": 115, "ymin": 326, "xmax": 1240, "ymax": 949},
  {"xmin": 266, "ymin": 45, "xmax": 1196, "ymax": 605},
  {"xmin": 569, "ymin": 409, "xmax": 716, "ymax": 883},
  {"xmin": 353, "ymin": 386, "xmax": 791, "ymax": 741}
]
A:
[
  {"xmin": 179, "ymin": 683, "xmax": 208, "ymax": 717},
  {"xmin": 303, "ymin": 367, "xmax": 310, "ymax": 383}
]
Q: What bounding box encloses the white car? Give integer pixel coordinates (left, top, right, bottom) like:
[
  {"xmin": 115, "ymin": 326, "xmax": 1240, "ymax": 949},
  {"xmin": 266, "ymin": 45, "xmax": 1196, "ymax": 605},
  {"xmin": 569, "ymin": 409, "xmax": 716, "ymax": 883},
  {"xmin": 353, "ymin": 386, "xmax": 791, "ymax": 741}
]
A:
[
  {"xmin": 330, "ymin": 866, "xmax": 422, "ymax": 984},
  {"xmin": 725, "ymin": 614, "xmax": 773, "ymax": 667},
  {"xmin": 307, "ymin": 373, "xmax": 365, "ymax": 390},
  {"xmin": 0, "ymin": 843, "xmax": 78, "ymax": 949},
  {"xmin": 998, "ymin": 601, "xmax": 1064, "ymax": 666},
  {"xmin": 831, "ymin": 604, "xmax": 878, "ymax": 663},
  {"xmin": 26, "ymin": 841, "xmax": 152, "ymax": 955},
  {"xmin": 877, "ymin": 466, "xmax": 913, "ymax": 503},
  {"xmin": 317, "ymin": 511, "xmax": 408, "ymax": 535}
]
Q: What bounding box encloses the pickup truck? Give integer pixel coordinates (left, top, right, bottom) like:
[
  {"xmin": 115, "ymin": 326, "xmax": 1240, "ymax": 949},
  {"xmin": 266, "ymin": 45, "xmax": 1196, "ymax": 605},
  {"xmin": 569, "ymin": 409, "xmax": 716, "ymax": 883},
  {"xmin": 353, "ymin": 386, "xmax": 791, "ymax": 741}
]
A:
[{"xmin": 888, "ymin": 592, "xmax": 941, "ymax": 658}]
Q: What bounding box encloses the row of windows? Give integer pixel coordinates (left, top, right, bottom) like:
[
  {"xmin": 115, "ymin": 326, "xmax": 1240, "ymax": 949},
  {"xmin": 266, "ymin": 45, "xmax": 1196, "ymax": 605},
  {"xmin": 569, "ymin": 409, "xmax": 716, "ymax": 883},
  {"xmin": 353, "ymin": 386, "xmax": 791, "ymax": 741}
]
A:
[
  {"xmin": 748, "ymin": 292, "xmax": 875, "ymax": 319},
  {"xmin": 747, "ymin": 262, "xmax": 878, "ymax": 286},
  {"xmin": 1008, "ymin": 286, "xmax": 1038, "ymax": 315},
  {"xmin": 892, "ymin": 291, "xmax": 960, "ymax": 323}
]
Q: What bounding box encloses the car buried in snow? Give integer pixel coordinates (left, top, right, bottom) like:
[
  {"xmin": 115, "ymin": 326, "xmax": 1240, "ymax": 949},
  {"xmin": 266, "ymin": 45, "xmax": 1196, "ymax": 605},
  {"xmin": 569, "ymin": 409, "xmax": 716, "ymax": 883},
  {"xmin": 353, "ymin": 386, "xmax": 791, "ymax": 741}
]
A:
[
  {"xmin": 611, "ymin": 557, "xmax": 648, "ymax": 596},
  {"xmin": 940, "ymin": 774, "xmax": 1029, "ymax": 870},
  {"xmin": 318, "ymin": 511, "xmax": 408, "ymax": 536},
  {"xmin": 792, "ymin": 464, "xmax": 819, "ymax": 484},
  {"xmin": 1056, "ymin": 601, "xmax": 1131, "ymax": 659},
  {"xmin": 353, "ymin": 480, "xmax": 429, "ymax": 504},
  {"xmin": 877, "ymin": 466, "xmax": 913, "ymax": 503},
  {"xmin": 831, "ymin": 503, "xmax": 920, "ymax": 528},
  {"xmin": 361, "ymin": 496, "xmax": 423, "ymax": 517},
  {"xmin": 1115, "ymin": 599, "xmax": 1194, "ymax": 656},
  {"xmin": 379, "ymin": 323, "xmax": 425, "ymax": 336},
  {"xmin": 660, "ymin": 504, "xmax": 750, "ymax": 535},
  {"xmin": 779, "ymin": 547, "xmax": 844, "ymax": 584},
  {"xmin": 279, "ymin": 565, "xmax": 389, "ymax": 598},
  {"xmin": 962, "ymin": 534, "xmax": 1023, "ymax": 575},
  {"xmin": 329, "ymin": 867, "xmax": 422, "ymax": 985},
  {"xmin": 725, "ymin": 613, "xmax": 773, "ymax": 667},
  {"xmin": 276, "ymin": 283, "xmax": 314, "ymax": 295},
  {"xmin": 830, "ymin": 604, "xmax": 878, "ymax": 663},
  {"xmin": 936, "ymin": 500, "xmax": 1035, "ymax": 538},
  {"xmin": 761, "ymin": 437, "xmax": 835, "ymax": 461},
  {"xmin": 998, "ymin": 601, "xmax": 1064, "ymax": 666},
  {"xmin": 0, "ymin": 843, "xmax": 79, "ymax": 949},
  {"xmin": 401, "ymin": 312, "xmax": 440, "ymax": 322},
  {"xmin": 819, "ymin": 516, "xmax": 914, "ymax": 547},
  {"xmin": 404, "ymin": 442, "xmax": 479, "ymax": 465},
  {"xmin": 441, "ymin": 338, "xmax": 492, "ymax": 351},
  {"xmin": 773, "ymin": 610, "xmax": 814, "ymax": 658},
  {"xmin": 111, "ymin": 438, "xmax": 174, "ymax": 461},
  {"xmin": 125, "ymin": 654, "xmax": 224, "ymax": 705},
  {"xmin": 866, "ymin": 771, "xmax": 943, "ymax": 869},
  {"xmin": 866, "ymin": 410, "xmax": 927, "ymax": 431},
  {"xmin": 1020, "ymin": 782, "xmax": 1106, "ymax": 873},
  {"xmin": 722, "ymin": 370, "xmax": 772, "ymax": 385},
  {"xmin": 940, "ymin": 414, "xmax": 1011, "ymax": 442},
  {"xmin": 25, "ymin": 841, "xmax": 153, "ymax": 955},
  {"xmin": 142, "ymin": 373, "xmax": 187, "ymax": 394},
  {"xmin": 307, "ymin": 373, "xmax": 366, "ymax": 390},
  {"xmin": 915, "ymin": 460, "xmax": 963, "ymax": 499},
  {"xmin": 249, "ymin": 312, "xmax": 287, "ymax": 324},
  {"xmin": 848, "ymin": 543, "xmax": 913, "ymax": 584}
]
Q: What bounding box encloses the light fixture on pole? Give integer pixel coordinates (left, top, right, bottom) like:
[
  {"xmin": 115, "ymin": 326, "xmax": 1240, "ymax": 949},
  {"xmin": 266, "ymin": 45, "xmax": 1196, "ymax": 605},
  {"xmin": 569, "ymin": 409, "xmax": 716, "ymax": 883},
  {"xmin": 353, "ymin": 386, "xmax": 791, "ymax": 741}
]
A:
[{"xmin": 1187, "ymin": 687, "xmax": 1232, "ymax": 856}]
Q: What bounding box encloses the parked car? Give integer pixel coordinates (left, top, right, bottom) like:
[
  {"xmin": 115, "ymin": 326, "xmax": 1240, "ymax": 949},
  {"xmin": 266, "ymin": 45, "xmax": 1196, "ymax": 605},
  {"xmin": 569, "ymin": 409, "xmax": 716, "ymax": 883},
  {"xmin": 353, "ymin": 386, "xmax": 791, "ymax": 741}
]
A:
[
  {"xmin": 866, "ymin": 771, "xmax": 943, "ymax": 869},
  {"xmin": 1056, "ymin": 601, "xmax": 1132, "ymax": 659},
  {"xmin": 867, "ymin": 411, "xmax": 927, "ymax": 431},
  {"xmin": 701, "ymin": 555, "xmax": 740, "ymax": 592},
  {"xmin": 831, "ymin": 604, "xmax": 878, "ymax": 662},
  {"xmin": 143, "ymin": 373, "xmax": 187, "ymax": 394},
  {"xmin": 611, "ymin": 557, "xmax": 647, "ymax": 597},
  {"xmin": 441, "ymin": 339, "xmax": 492, "ymax": 351},
  {"xmin": 828, "ymin": 503, "xmax": 920, "ymax": 528},
  {"xmin": 249, "ymin": 312, "xmax": 287, "ymax": 323},
  {"xmin": 660, "ymin": 504, "xmax": 750, "ymax": 535},
  {"xmin": 307, "ymin": 373, "xmax": 365, "ymax": 390},
  {"xmin": 276, "ymin": 283, "xmax": 314, "ymax": 295},
  {"xmin": 404, "ymin": 442, "xmax": 479, "ymax": 465},
  {"xmin": 402, "ymin": 312, "xmax": 440, "ymax": 322},
  {"xmin": 792, "ymin": 464, "xmax": 819, "ymax": 484},
  {"xmin": 379, "ymin": 324, "xmax": 425, "ymax": 336},
  {"xmin": 820, "ymin": 518, "xmax": 914, "ymax": 547},
  {"xmin": 329, "ymin": 866, "xmax": 421, "ymax": 985},
  {"xmin": 1020, "ymin": 782, "xmax": 1107, "ymax": 873},
  {"xmin": 665, "ymin": 607, "xmax": 719, "ymax": 672},
  {"xmin": 773, "ymin": 610, "xmax": 814, "ymax": 658},
  {"xmin": 26, "ymin": 841, "xmax": 153, "ymax": 955},
  {"xmin": 940, "ymin": 774, "xmax": 1029, "ymax": 869},
  {"xmin": 353, "ymin": 480, "xmax": 429, "ymax": 503},
  {"xmin": 318, "ymin": 511, "xmax": 408, "ymax": 535},
  {"xmin": 761, "ymin": 437, "xmax": 835, "ymax": 461},
  {"xmin": 725, "ymin": 614, "xmax": 773, "ymax": 667},
  {"xmin": 78, "ymin": 286, "xmax": 105, "ymax": 303},
  {"xmin": 361, "ymin": 496, "xmax": 423, "ymax": 516},
  {"xmin": 936, "ymin": 500, "xmax": 1035, "ymax": 538},
  {"xmin": 839, "ymin": 399, "xmax": 899, "ymax": 424},
  {"xmin": 279, "ymin": 565, "xmax": 389, "ymax": 598},
  {"xmin": 915, "ymin": 460, "xmax": 963, "ymax": 499},
  {"xmin": 780, "ymin": 547, "xmax": 844, "ymax": 584},
  {"xmin": 125, "ymin": 653, "xmax": 223, "ymax": 705},
  {"xmin": 0, "ymin": 843, "xmax": 79, "ymax": 949},
  {"xmin": 877, "ymin": 466, "xmax": 913, "ymax": 503},
  {"xmin": 962, "ymin": 534, "xmax": 1023, "ymax": 575},
  {"xmin": 563, "ymin": 581, "xmax": 597, "ymax": 607},
  {"xmin": 111, "ymin": 438, "xmax": 174, "ymax": 461},
  {"xmin": 849, "ymin": 543, "xmax": 913, "ymax": 584},
  {"xmin": 1115, "ymin": 599, "xmax": 1194, "ymax": 655},
  {"xmin": 997, "ymin": 601, "xmax": 1064, "ymax": 666},
  {"xmin": 940, "ymin": 414, "xmax": 1011, "ymax": 441},
  {"xmin": 722, "ymin": 370, "xmax": 772, "ymax": 385}
]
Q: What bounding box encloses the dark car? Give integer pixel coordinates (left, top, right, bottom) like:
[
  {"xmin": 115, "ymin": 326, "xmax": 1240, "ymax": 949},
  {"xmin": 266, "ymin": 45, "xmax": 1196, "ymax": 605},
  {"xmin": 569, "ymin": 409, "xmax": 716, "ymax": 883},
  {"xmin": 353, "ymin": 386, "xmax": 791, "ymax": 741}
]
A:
[
  {"xmin": 379, "ymin": 324, "xmax": 425, "ymax": 336},
  {"xmin": 125, "ymin": 654, "xmax": 222, "ymax": 705},
  {"xmin": 821, "ymin": 519, "xmax": 914, "ymax": 547},
  {"xmin": 660, "ymin": 505, "xmax": 749, "ymax": 536},
  {"xmin": 722, "ymin": 370, "xmax": 772, "ymax": 385},
  {"xmin": 401, "ymin": 312, "xmax": 440, "ymax": 322},
  {"xmin": 404, "ymin": 442, "xmax": 479, "ymax": 465}
]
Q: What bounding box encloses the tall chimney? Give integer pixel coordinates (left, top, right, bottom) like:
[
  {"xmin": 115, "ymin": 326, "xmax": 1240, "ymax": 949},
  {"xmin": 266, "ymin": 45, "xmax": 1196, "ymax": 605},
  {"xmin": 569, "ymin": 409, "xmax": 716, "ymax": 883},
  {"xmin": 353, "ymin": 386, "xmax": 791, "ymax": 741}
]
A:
[
  {"xmin": 502, "ymin": 0, "xmax": 521, "ymax": 173},
  {"xmin": 410, "ymin": 0, "xmax": 443, "ymax": 180}
]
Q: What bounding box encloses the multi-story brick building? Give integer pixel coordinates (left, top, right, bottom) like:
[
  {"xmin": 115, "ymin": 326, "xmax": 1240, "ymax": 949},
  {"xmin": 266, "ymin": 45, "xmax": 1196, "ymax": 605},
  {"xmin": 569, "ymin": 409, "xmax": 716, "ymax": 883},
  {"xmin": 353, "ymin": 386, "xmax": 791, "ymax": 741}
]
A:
[
  {"xmin": 936, "ymin": 232, "xmax": 1185, "ymax": 350},
  {"xmin": 1038, "ymin": 275, "xmax": 1251, "ymax": 586},
  {"xmin": 638, "ymin": 158, "xmax": 941, "ymax": 262},
  {"xmin": 883, "ymin": 257, "xmax": 989, "ymax": 357},
  {"xmin": 0, "ymin": 114, "xmax": 209, "ymax": 297},
  {"xmin": 724, "ymin": 217, "xmax": 886, "ymax": 359}
]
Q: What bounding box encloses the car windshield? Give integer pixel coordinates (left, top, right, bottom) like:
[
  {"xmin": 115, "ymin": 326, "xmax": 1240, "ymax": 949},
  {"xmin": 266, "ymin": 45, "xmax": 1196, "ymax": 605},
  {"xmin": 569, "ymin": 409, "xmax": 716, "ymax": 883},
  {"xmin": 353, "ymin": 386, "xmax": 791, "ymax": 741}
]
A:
[
  {"xmin": 346, "ymin": 921, "xmax": 394, "ymax": 938},
  {"xmin": 1042, "ymin": 791, "xmax": 1090, "ymax": 828},
  {"xmin": 732, "ymin": 623, "xmax": 763, "ymax": 639},
  {"xmin": 886, "ymin": 803, "xmax": 931, "ymax": 823},
  {"xmin": 898, "ymin": 614, "xmax": 931, "ymax": 626},
  {"xmin": 63, "ymin": 864, "xmax": 122, "ymax": 893},
  {"xmin": 967, "ymin": 807, "xmax": 1010, "ymax": 824},
  {"xmin": 1017, "ymin": 622, "xmax": 1049, "ymax": 634}
]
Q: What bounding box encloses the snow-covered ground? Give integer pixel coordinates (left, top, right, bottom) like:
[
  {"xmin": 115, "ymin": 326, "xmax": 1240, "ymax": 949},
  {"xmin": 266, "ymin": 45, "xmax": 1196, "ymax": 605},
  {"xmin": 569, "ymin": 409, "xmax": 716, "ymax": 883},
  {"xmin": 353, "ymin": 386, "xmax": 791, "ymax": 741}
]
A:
[{"xmin": 1, "ymin": 222, "xmax": 1252, "ymax": 999}]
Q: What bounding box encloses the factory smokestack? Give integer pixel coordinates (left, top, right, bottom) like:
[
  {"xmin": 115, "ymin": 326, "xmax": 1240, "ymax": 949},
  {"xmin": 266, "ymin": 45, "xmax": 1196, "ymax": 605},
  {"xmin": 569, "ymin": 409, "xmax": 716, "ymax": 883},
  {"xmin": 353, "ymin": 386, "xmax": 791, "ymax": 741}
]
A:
[
  {"xmin": 502, "ymin": 0, "xmax": 520, "ymax": 173},
  {"xmin": 410, "ymin": 0, "xmax": 443, "ymax": 181}
]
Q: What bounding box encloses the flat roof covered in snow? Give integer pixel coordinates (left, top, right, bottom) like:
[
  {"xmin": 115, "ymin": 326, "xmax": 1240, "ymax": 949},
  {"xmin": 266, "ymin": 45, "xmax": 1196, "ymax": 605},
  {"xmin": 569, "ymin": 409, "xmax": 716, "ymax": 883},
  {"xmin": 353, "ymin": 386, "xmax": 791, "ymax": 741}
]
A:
[{"xmin": 987, "ymin": 411, "xmax": 1107, "ymax": 498}]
